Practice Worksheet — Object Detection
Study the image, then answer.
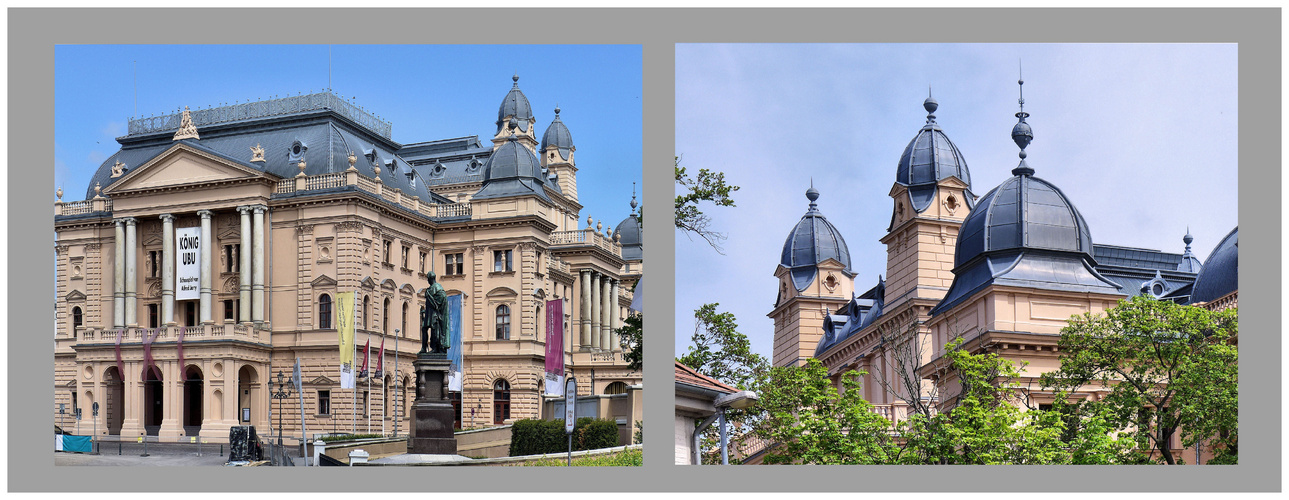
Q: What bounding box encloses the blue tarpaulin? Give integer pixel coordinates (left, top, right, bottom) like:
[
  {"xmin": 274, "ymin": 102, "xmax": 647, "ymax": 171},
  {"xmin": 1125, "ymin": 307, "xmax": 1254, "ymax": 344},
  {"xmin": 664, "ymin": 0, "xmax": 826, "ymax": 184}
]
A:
[{"xmin": 61, "ymin": 435, "xmax": 92, "ymax": 453}]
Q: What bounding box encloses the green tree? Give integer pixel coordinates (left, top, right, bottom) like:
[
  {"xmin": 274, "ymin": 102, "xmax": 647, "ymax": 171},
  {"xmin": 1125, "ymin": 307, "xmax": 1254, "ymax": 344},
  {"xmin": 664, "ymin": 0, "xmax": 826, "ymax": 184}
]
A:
[
  {"xmin": 675, "ymin": 156, "xmax": 739, "ymax": 253},
  {"xmin": 753, "ymin": 359, "xmax": 900, "ymax": 464},
  {"xmin": 677, "ymin": 303, "xmax": 767, "ymax": 390},
  {"xmin": 615, "ymin": 314, "xmax": 643, "ymax": 372},
  {"xmin": 1040, "ymin": 296, "xmax": 1238, "ymax": 464}
]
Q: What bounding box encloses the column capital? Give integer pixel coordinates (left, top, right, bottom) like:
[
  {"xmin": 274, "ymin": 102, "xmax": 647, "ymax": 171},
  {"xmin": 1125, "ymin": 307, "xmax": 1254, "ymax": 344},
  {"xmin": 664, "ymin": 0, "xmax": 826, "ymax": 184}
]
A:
[
  {"xmin": 252, "ymin": 205, "xmax": 267, "ymax": 215},
  {"xmin": 123, "ymin": 217, "xmax": 138, "ymax": 226},
  {"xmin": 197, "ymin": 209, "xmax": 214, "ymax": 219},
  {"xmin": 114, "ymin": 218, "xmax": 126, "ymax": 227},
  {"xmin": 237, "ymin": 205, "xmax": 253, "ymax": 215},
  {"xmin": 159, "ymin": 213, "xmax": 176, "ymax": 223}
]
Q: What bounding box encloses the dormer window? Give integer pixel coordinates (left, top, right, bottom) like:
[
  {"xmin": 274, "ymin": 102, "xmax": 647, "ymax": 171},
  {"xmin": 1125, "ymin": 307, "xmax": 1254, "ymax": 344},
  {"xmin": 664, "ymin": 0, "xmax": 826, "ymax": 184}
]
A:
[
  {"xmin": 466, "ymin": 157, "xmax": 482, "ymax": 173},
  {"xmin": 288, "ymin": 140, "xmax": 308, "ymax": 164}
]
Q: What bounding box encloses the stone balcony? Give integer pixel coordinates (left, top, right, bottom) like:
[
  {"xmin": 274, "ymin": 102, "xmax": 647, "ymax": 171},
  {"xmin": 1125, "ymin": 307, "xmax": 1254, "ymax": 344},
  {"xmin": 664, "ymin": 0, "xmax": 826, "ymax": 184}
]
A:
[
  {"xmin": 70, "ymin": 324, "xmax": 269, "ymax": 345},
  {"xmin": 273, "ymin": 168, "xmax": 472, "ymax": 220},
  {"xmin": 549, "ymin": 228, "xmax": 622, "ymax": 257}
]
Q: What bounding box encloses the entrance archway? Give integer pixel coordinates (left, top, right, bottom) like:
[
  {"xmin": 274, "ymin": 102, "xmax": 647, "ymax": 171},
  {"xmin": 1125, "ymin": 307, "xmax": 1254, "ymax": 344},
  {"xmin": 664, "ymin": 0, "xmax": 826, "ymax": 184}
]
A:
[
  {"xmin": 183, "ymin": 365, "xmax": 204, "ymax": 434},
  {"xmin": 143, "ymin": 366, "xmax": 163, "ymax": 435},
  {"xmin": 104, "ymin": 366, "xmax": 124, "ymax": 435},
  {"xmin": 237, "ymin": 365, "xmax": 258, "ymax": 425}
]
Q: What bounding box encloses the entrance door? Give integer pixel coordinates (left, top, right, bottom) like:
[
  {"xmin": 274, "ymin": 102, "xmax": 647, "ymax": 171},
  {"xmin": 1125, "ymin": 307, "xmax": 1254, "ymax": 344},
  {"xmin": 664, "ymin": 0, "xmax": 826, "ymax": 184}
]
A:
[
  {"xmin": 143, "ymin": 367, "xmax": 163, "ymax": 435},
  {"xmin": 183, "ymin": 365, "xmax": 203, "ymax": 434},
  {"xmin": 104, "ymin": 367, "xmax": 125, "ymax": 435}
]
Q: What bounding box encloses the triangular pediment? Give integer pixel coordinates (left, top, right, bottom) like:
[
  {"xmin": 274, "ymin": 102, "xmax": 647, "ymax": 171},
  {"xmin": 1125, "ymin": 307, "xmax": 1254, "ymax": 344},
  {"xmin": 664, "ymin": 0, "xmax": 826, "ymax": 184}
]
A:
[
  {"xmin": 311, "ymin": 274, "xmax": 337, "ymax": 287},
  {"xmin": 360, "ymin": 277, "xmax": 377, "ymax": 289},
  {"xmin": 938, "ymin": 176, "xmax": 970, "ymax": 190},
  {"xmin": 105, "ymin": 143, "xmax": 270, "ymax": 194},
  {"xmin": 309, "ymin": 375, "xmax": 335, "ymax": 385},
  {"xmin": 65, "ymin": 290, "xmax": 87, "ymax": 302}
]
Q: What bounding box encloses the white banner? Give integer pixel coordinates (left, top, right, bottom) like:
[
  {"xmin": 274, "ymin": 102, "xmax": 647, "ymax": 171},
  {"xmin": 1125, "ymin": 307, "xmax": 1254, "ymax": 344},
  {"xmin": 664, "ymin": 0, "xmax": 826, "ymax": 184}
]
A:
[
  {"xmin": 544, "ymin": 372, "xmax": 564, "ymax": 398},
  {"xmin": 175, "ymin": 227, "xmax": 201, "ymax": 301}
]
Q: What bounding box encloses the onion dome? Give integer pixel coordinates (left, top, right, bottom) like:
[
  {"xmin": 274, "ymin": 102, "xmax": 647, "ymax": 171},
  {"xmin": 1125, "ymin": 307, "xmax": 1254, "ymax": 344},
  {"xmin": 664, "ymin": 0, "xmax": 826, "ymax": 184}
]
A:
[
  {"xmin": 540, "ymin": 106, "xmax": 575, "ymax": 159},
  {"xmin": 1190, "ymin": 226, "xmax": 1237, "ymax": 304},
  {"xmin": 496, "ymin": 74, "xmax": 534, "ymax": 135},
  {"xmin": 932, "ymin": 77, "xmax": 1120, "ymax": 316},
  {"xmin": 473, "ymin": 121, "xmax": 551, "ymax": 203},
  {"xmin": 614, "ymin": 186, "xmax": 642, "ymax": 261},
  {"xmin": 780, "ymin": 184, "xmax": 852, "ymax": 291},
  {"xmin": 895, "ymin": 93, "xmax": 974, "ymax": 213},
  {"xmin": 1176, "ymin": 229, "xmax": 1204, "ymax": 273}
]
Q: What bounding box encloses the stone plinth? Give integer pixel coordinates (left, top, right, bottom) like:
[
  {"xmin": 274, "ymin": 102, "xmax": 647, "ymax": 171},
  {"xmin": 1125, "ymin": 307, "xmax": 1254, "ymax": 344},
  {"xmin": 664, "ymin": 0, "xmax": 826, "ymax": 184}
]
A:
[{"xmin": 408, "ymin": 354, "xmax": 457, "ymax": 455}]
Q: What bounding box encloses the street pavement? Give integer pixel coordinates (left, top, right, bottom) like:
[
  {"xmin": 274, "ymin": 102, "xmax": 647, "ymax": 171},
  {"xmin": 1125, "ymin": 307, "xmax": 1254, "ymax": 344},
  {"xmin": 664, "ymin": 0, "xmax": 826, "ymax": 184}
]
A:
[{"xmin": 54, "ymin": 440, "xmax": 308, "ymax": 466}]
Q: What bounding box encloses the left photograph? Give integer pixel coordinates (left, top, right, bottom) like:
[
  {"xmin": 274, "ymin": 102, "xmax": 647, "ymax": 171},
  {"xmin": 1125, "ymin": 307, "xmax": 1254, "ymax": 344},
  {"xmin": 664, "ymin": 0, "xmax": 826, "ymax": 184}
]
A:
[{"xmin": 53, "ymin": 44, "xmax": 643, "ymax": 466}]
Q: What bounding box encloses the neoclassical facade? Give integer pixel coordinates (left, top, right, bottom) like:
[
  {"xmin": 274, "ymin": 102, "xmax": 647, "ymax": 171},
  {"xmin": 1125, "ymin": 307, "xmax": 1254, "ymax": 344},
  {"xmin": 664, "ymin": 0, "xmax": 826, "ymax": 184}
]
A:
[
  {"xmin": 53, "ymin": 77, "xmax": 642, "ymax": 442},
  {"xmin": 770, "ymin": 90, "xmax": 1235, "ymax": 462}
]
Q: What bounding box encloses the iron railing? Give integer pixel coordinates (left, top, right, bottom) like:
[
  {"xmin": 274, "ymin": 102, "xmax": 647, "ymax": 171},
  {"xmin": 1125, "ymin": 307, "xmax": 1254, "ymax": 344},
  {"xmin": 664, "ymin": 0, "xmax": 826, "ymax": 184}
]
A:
[{"xmin": 128, "ymin": 92, "xmax": 392, "ymax": 139}]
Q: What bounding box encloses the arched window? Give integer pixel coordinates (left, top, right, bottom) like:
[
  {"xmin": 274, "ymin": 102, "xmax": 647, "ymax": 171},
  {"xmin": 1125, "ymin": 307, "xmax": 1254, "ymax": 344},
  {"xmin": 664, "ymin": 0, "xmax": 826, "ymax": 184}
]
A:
[
  {"xmin": 493, "ymin": 379, "xmax": 511, "ymax": 424},
  {"xmin": 604, "ymin": 381, "xmax": 628, "ymax": 395},
  {"xmin": 318, "ymin": 294, "xmax": 332, "ymax": 329},
  {"xmin": 383, "ymin": 297, "xmax": 391, "ymax": 334},
  {"xmin": 72, "ymin": 306, "xmax": 83, "ymax": 333},
  {"xmin": 362, "ymin": 295, "xmax": 370, "ymax": 330},
  {"xmin": 495, "ymin": 305, "xmax": 511, "ymax": 340},
  {"xmin": 402, "ymin": 302, "xmax": 409, "ymax": 337}
]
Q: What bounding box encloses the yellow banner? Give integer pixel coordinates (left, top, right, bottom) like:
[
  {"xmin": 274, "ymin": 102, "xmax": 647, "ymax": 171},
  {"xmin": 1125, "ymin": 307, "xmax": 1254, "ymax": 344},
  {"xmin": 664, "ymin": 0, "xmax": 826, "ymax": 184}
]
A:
[{"xmin": 337, "ymin": 291, "xmax": 356, "ymax": 368}]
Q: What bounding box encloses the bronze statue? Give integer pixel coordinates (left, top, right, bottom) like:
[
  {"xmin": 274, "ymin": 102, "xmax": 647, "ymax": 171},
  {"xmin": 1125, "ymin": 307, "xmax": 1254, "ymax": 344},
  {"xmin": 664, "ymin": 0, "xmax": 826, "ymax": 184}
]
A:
[{"xmin": 420, "ymin": 271, "xmax": 449, "ymax": 354}]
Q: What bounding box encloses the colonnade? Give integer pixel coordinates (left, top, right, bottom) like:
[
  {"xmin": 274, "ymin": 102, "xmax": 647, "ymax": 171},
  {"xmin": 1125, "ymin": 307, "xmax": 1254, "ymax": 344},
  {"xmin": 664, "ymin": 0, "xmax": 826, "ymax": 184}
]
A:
[
  {"xmin": 112, "ymin": 205, "xmax": 267, "ymax": 327},
  {"xmin": 577, "ymin": 269, "xmax": 620, "ymax": 351}
]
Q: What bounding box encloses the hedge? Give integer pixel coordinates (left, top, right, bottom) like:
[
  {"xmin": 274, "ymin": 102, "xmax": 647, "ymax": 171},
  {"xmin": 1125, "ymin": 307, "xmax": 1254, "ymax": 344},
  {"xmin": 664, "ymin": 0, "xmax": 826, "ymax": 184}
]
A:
[{"xmin": 509, "ymin": 417, "xmax": 619, "ymax": 456}]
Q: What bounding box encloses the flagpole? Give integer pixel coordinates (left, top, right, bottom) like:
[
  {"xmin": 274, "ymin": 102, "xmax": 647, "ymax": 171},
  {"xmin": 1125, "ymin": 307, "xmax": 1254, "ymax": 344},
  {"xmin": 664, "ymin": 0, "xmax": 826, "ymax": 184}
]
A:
[
  {"xmin": 366, "ymin": 331, "xmax": 371, "ymax": 435},
  {"xmin": 394, "ymin": 328, "xmax": 400, "ymax": 438}
]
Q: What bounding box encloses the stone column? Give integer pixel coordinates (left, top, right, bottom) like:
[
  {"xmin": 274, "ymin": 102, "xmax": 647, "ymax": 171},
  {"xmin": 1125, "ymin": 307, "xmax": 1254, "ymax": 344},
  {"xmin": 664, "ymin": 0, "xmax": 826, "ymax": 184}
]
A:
[
  {"xmin": 252, "ymin": 205, "xmax": 266, "ymax": 325},
  {"xmin": 601, "ymin": 276, "xmax": 612, "ymax": 350},
  {"xmin": 198, "ymin": 210, "xmax": 213, "ymax": 324},
  {"xmin": 161, "ymin": 214, "xmax": 176, "ymax": 326},
  {"xmin": 114, "ymin": 219, "xmax": 126, "ymax": 328},
  {"xmin": 611, "ymin": 279, "xmax": 620, "ymax": 350},
  {"xmin": 590, "ymin": 272, "xmax": 601, "ymax": 350},
  {"xmin": 238, "ymin": 207, "xmax": 252, "ymax": 324},
  {"xmin": 579, "ymin": 270, "xmax": 591, "ymax": 350},
  {"xmin": 124, "ymin": 218, "xmax": 138, "ymax": 327}
]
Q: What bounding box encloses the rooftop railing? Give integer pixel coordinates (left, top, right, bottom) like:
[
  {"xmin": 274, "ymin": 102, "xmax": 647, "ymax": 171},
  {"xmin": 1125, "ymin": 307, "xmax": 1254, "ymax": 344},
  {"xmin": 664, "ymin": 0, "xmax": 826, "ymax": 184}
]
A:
[{"xmin": 128, "ymin": 92, "xmax": 392, "ymax": 139}]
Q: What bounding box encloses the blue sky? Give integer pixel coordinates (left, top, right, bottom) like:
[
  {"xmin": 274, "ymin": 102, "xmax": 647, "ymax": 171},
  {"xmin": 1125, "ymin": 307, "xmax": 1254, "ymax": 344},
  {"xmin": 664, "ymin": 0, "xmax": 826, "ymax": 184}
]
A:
[
  {"xmin": 54, "ymin": 44, "xmax": 643, "ymax": 231},
  {"xmin": 675, "ymin": 43, "xmax": 1238, "ymax": 360}
]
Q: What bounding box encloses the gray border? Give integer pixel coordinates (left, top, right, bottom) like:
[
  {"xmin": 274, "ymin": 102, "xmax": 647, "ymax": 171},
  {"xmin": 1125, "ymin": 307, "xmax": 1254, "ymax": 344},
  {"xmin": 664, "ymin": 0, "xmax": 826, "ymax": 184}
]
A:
[{"xmin": 10, "ymin": 7, "xmax": 1279, "ymax": 494}]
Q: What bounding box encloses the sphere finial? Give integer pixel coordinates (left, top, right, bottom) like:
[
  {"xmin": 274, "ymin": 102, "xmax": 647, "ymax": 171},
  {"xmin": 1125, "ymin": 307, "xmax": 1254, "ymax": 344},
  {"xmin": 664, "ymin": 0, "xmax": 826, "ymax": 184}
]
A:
[
  {"xmin": 923, "ymin": 86, "xmax": 938, "ymax": 123},
  {"xmin": 512, "ymin": 73, "xmax": 520, "ymax": 85},
  {"xmin": 56, "ymin": 186, "xmax": 63, "ymax": 201},
  {"xmin": 554, "ymin": 104, "xmax": 561, "ymax": 116},
  {"xmin": 629, "ymin": 182, "xmax": 638, "ymax": 214},
  {"xmin": 1010, "ymin": 62, "xmax": 1035, "ymax": 176},
  {"xmin": 1184, "ymin": 227, "xmax": 1194, "ymax": 246},
  {"xmin": 805, "ymin": 179, "xmax": 820, "ymax": 207}
]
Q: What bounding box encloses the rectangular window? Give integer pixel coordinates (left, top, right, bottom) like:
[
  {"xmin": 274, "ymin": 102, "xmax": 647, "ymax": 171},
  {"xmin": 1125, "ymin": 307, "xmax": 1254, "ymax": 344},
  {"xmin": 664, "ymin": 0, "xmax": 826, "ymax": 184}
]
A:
[
  {"xmin": 184, "ymin": 302, "xmax": 197, "ymax": 327},
  {"xmin": 454, "ymin": 253, "xmax": 464, "ymax": 275},
  {"xmin": 363, "ymin": 391, "xmax": 370, "ymax": 418},
  {"xmin": 148, "ymin": 304, "xmax": 159, "ymax": 329},
  {"xmin": 224, "ymin": 244, "xmax": 239, "ymax": 273},
  {"xmin": 493, "ymin": 250, "xmax": 512, "ymax": 272},
  {"xmin": 383, "ymin": 240, "xmax": 393, "ymax": 264},
  {"xmin": 318, "ymin": 390, "xmax": 331, "ymax": 415},
  {"xmin": 402, "ymin": 246, "xmax": 410, "ymax": 269},
  {"xmin": 148, "ymin": 250, "xmax": 161, "ymax": 278},
  {"xmin": 419, "ymin": 251, "xmax": 427, "ymax": 274}
]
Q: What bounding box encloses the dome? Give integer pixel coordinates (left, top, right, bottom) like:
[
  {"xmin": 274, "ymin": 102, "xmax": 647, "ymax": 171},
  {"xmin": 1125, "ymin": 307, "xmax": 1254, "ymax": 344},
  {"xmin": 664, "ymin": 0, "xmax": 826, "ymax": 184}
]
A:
[
  {"xmin": 895, "ymin": 98, "xmax": 974, "ymax": 213},
  {"xmin": 780, "ymin": 186, "xmax": 852, "ymax": 291},
  {"xmin": 953, "ymin": 174, "xmax": 1095, "ymax": 269},
  {"xmin": 495, "ymin": 75, "xmax": 534, "ymax": 135},
  {"xmin": 540, "ymin": 106, "xmax": 574, "ymax": 159},
  {"xmin": 1176, "ymin": 230, "xmax": 1204, "ymax": 273},
  {"xmin": 615, "ymin": 190, "xmax": 642, "ymax": 261},
  {"xmin": 473, "ymin": 132, "xmax": 552, "ymax": 203},
  {"xmin": 1190, "ymin": 227, "xmax": 1237, "ymax": 304}
]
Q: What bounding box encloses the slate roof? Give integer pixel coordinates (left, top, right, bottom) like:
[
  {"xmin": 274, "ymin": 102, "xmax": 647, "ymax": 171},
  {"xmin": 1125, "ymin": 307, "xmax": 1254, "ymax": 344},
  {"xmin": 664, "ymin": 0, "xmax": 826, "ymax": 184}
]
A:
[
  {"xmin": 780, "ymin": 186, "xmax": 852, "ymax": 292},
  {"xmin": 472, "ymin": 135, "xmax": 553, "ymax": 203},
  {"xmin": 814, "ymin": 278, "xmax": 886, "ymax": 357},
  {"xmin": 895, "ymin": 97, "xmax": 975, "ymax": 214},
  {"xmin": 495, "ymin": 75, "xmax": 534, "ymax": 135},
  {"xmin": 540, "ymin": 107, "xmax": 575, "ymax": 160},
  {"xmin": 1190, "ymin": 226, "xmax": 1238, "ymax": 304}
]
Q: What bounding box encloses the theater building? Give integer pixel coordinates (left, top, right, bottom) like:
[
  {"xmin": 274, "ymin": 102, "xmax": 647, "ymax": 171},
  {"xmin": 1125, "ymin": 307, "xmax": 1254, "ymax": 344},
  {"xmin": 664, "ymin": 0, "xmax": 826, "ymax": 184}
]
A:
[{"xmin": 53, "ymin": 77, "xmax": 641, "ymax": 441}]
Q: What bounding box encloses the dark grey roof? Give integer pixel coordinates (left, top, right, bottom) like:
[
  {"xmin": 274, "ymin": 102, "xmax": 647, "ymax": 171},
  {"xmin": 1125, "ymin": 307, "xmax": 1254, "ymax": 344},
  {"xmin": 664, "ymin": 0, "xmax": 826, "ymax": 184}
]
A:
[
  {"xmin": 540, "ymin": 107, "xmax": 574, "ymax": 159},
  {"xmin": 1190, "ymin": 226, "xmax": 1238, "ymax": 304},
  {"xmin": 1093, "ymin": 244, "xmax": 1184, "ymax": 271},
  {"xmin": 780, "ymin": 186, "xmax": 852, "ymax": 291},
  {"xmin": 895, "ymin": 98, "xmax": 974, "ymax": 213},
  {"xmin": 932, "ymin": 171, "xmax": 1120, "ymax": 316},
  {"xmin": 615, "ymin": 214, "xmax": 642, "ymax": 261},
  {"xmin": 815, "ymin": 278, "xmax": 885, "ymax": 357},
  {"xmin": 1177, "ymin": 231, "xmax": 1204, "ymax": 273},
  {"xmin": 954, "ymin": 174, "xmax": 1095, "ymax": 269},
  {"xmin": 473, "ymin": 135, "xmax": 553, "ymax": 203},
  {"xmin": 495, "ymin": 75, "xmax": 534, "ymax": 135}
]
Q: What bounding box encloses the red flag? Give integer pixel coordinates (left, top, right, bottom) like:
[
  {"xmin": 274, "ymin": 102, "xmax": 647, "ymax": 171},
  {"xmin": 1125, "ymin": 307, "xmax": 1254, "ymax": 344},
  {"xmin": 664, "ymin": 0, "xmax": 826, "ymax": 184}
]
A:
[
  {"xmin": 177, "ymin": 326, "xmax": 186, "ymax": 378},
  {"xmin": 143, "ymin": 327, "xmax": 162, "ymax": 380},
  {"xmin": 359, "ymin": 338, "xmax": 370, "ymax": 378},
  {"xmin": 114, "ymin": 328, "xmax": 125, "ymax": 378},
  {"xmin": 376, "ymin": 336, "xmax": 385, "ymax": 377}
]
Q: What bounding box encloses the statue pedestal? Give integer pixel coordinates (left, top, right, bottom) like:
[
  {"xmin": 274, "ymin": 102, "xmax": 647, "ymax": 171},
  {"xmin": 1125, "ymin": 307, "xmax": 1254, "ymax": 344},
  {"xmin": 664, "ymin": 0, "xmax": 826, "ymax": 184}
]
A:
[{"xmin": 408, "ymin": 354, "xmax": 457, "ymax": 455}]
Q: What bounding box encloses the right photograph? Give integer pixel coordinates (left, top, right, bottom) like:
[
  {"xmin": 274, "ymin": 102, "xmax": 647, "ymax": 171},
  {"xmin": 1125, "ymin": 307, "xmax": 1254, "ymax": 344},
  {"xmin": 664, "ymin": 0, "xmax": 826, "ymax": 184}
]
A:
[{"xmin": 674, "ymin": 44, "xmax": 1238, "ymax": 465}]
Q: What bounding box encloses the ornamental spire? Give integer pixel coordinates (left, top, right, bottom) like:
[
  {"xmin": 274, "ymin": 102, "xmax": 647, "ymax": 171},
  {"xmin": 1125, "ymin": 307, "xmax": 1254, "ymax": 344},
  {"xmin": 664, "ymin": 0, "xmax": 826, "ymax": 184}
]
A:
[
  {"xmin": 806, "ymin": 179, "xmax": 820, "ymax": 213},
  {"xmin": 924, "ymin": 86, "xmax": 938, "ymax": 124},
  {"xmin": 629, "ymin": 182, "xmax": 638, "ymax": 215},
  {"xmin": 1010, "ymin": 61, "xmax": 1034, "ymax": 176}
]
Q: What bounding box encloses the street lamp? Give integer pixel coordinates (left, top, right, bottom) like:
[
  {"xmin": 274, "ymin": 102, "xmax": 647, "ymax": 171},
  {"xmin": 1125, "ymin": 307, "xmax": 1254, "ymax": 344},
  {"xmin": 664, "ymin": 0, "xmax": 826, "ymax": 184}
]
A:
[{"xmin": 270, "ymin": 370, "xmax": 292, "ymax": 464}]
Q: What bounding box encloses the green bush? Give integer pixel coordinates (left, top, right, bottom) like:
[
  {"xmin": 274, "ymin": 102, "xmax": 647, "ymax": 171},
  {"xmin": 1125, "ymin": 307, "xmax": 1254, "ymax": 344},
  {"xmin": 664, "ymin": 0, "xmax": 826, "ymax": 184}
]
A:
[{"xmin": 509, "ymin": 417, "xmax": 620, "ymax": 456}]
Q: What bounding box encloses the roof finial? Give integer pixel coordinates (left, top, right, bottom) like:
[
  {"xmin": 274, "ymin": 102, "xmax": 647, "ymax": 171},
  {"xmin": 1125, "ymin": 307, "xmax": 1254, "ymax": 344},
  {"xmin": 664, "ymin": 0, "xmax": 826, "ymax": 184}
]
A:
[
  {"xmin": 924, "ymin": 86, "xmax": 938, "ymax": 124},
  {"xmin": 805, "ymin": 180, "xmax": 820, "ymax": 211},
  {"xmin": 1010, "ymin": 60, "xmax": 1034, "ymax": 176},
  {"xmin": 1184, "ymin": 226, "xmax": 1194, "ymax": 246},
  {"xmin": 629, "ymin": 182, "xmax": 638, "ymax": 214},
  {"xmin": 554, "ymin": 104, "xmax": 561, "ymax": 116},
  {"xmin": 512, "ymin": 73, "xmax": 520, "ymax": 87}
]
